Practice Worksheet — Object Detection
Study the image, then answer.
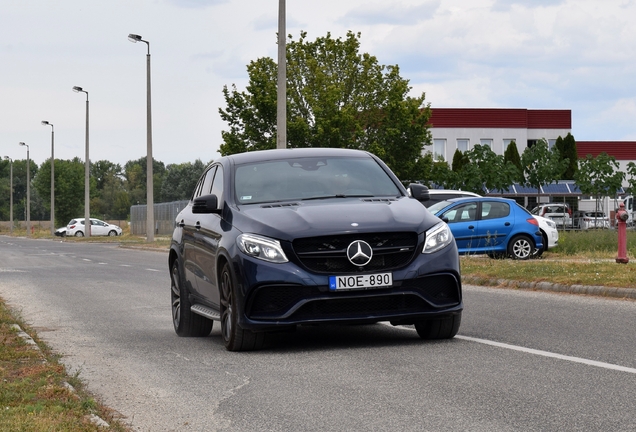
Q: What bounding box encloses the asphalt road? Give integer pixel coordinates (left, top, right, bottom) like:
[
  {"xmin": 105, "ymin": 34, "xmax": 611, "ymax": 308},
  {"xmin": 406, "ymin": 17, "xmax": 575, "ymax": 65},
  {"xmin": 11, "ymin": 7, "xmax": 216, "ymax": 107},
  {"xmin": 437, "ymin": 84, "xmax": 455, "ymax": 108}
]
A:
[{"xmin": 1, "ymin": 236, "xmax": 635, "ymax": 432}]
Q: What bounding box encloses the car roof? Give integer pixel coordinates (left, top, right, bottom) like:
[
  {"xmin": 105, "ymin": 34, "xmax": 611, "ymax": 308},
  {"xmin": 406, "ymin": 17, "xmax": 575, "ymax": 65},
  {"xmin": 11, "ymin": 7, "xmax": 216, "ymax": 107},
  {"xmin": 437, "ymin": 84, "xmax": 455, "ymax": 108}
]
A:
[{"xmin": 442, "ymin": 196, "xmax": 515, "ymax": 204}]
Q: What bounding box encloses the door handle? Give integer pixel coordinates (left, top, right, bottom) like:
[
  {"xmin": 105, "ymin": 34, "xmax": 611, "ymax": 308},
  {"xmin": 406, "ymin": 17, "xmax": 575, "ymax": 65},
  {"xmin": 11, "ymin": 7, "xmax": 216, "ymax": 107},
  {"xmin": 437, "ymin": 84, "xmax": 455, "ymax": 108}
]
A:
[
  {"xmin": 178, "ymin": 219, "xmax": 185, "ymax": 228},
  {"xmin": 505, "ymin": 222, "xmax": 510, "ymax": 226},
  {"xmin": 468, "ymin": 225, "xmax": 474, "ymax": 229},
  {"xmin": 195, "ymin": 222, "xmax": 201, "ymax": 230}
]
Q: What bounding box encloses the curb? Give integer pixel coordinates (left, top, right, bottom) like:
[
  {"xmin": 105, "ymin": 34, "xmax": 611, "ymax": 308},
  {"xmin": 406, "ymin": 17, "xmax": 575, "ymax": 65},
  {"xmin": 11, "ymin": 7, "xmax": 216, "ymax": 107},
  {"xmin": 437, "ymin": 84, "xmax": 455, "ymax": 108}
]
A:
[
  {"xmin": 461, "ymin": 276, "xmax": 636, "ymax": 300},
  {"xmin": 10, "ymin": 324, "xmax": 111, "ymax": 429}
]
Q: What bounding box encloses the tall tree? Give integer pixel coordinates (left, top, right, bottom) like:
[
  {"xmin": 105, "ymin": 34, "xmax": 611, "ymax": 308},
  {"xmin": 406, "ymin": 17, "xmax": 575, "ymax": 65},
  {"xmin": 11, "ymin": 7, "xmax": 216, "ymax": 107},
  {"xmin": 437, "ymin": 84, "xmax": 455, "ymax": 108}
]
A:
[
  {"xmin": 555, "ymin": 133, "xmax": 578, "ymax": 179},
  {"xmin": 161, "ymin": 160, "xmax": 207, "ymax": 202},
  {"xmin": 574, "ymin": 152, "xmax": 625, "ymax": 212},
  {"xmin": 124, "ymin": 157, "xmax": 166, "ymax": 205},
  {"xmin": 521, "ymin": 139, "xmax": 568, "ymax": 201},
  {"xmin": 503, "ymin": 140, "xmax": 523, "ymax": 183},
  {"xmin": 219, "ymin": 31, "xmax": 432, "ymax": 181},
  {"xmin": 448, "ymin": 145, "xmax": 518, "ymax": 194},
  {"xmin": 451, "ymin": 149, "xmax": 468, "ymax": 173},
  {"xmin": 33, "ymin": 158, "xmax": 86, "ymax": 226}
]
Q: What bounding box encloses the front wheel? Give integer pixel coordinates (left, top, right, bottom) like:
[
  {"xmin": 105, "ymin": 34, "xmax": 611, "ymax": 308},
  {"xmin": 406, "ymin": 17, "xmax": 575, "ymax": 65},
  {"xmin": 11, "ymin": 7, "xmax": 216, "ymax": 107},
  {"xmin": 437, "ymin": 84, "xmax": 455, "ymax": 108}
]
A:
[
  {"xmin": 415, "ymin": 313, "xmax": 461, "ymax": 339},
  {"xmin": 171, "ymin": 260, "xmax": 212, "ymax": 337},
  {"xmin": 108, "ymin": 230, "xmax": 117, "ymax": 236},
  {"xmin": 508, "ymin": 235, "xmax": 533, "ymax": 260},
  {"xmin": 219, "ymin": 262, "xmax": 265, "ymax": 351}
]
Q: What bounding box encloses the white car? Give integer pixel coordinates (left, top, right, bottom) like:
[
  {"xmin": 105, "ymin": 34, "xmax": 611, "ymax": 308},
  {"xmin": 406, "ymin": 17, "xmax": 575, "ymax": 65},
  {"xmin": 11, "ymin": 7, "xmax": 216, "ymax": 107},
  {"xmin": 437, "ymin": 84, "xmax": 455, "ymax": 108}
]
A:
[
  {"xmin": 66, "ymin": 218, "xmax": 123, "ymax": 237},
  {"xmin": 533, "ymin": 215, "xmax": 559, "ymax": 257}
]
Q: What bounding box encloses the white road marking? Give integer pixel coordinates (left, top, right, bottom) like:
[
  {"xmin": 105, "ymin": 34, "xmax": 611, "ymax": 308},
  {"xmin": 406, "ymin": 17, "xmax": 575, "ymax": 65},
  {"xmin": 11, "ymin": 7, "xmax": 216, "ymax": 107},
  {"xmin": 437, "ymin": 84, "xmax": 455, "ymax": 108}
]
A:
[
  {"xmin": 146, "ymin": 268, "xmax": 161, "ymax": 272},
  {"xmin": 82, "ymin": 259, "xmax": 91, "ymax": 262},
  {"xmin": 380, "ymin": 322, "xmax": 636, "ymax": 374},
  {"xmin": 120, "ymin": 264, "xmax": 132, "ymax": 267},
  {"xmin": 456, "ymin": 335, "xmax": 636, "ymax": 374}
]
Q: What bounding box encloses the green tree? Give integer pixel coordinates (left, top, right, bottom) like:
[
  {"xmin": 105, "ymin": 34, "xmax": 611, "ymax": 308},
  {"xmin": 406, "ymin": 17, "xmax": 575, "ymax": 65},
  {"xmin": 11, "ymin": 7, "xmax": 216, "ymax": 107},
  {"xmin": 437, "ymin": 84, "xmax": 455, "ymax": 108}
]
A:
[
  {"xmin": 91, "ymin": 160, "xmax": 128, "ymax": 220},
  {"xmin": 219, "ymin": 31, "xmax": 432, "ymax": 181},
  {"xmin": 521, "ymin": 139, "xmax": 568, "ymax": 201},
  {"xmin": 124, "ymin": 157, "xmax": 166, "ymax": 205},
  {"xmin": 503, "ymin": 140, "xmax": 523, "ymax": 183},
  {"xmin": 574, "ymin": 152, "xmax": 625, "ymax": 212},
  {"xmin": 626, "ymin": 161, "xmax": 636, "ymax": 195},
  {"xmin": 33, "ymin": 158, "xmax": 86, "ymax": 226},
  {"xmin": 555, "ymin": 133, "xmax": 578, "ymax": 179},
  {"xmin": 448, "ymin": 145, "xmax": 518, "ymax": 194},
  {"xmin": 161, "ymin": 160, "xmax": 207, "ymax": 202},
  {"xmin": 451, "ymin": 149, "xmax": 468, "ymax": 173},
  {"xmin": 8, "ymin": 159, "xmax": 41, "ymax": 225}
]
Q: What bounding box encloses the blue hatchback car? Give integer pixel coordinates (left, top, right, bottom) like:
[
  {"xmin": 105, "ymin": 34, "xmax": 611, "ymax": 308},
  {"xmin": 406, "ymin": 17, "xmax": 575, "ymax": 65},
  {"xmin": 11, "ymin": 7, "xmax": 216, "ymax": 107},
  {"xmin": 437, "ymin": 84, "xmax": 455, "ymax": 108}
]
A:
[{"xmin": 428, "ymin": 197, "xmax": 543, "ymax": 260}]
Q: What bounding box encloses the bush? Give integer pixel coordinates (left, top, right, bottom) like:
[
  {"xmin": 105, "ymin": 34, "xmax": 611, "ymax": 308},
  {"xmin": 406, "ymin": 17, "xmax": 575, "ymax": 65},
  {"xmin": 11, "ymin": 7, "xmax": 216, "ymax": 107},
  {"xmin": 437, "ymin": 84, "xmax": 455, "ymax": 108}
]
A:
[{"xmin": 555, "ymin": 229, "xmax": 636, "ymax": 256}]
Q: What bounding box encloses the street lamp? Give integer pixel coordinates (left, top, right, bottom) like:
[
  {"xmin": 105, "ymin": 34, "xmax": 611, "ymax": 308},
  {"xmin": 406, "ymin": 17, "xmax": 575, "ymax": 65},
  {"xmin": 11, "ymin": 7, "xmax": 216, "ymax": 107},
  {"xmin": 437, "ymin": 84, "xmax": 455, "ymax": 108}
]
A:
[
  {"xmin": 128, "ymin": 33, "xmax": 154, "ymax": 242},
  {"xmin": 277, "ymin": 0, "xmax": 286, "ymax": 149},
  {"xmin": 18, "ymin": 142, "xmax": 30, "ymax": 236},
  {"xmin": 73, "ymin": 86, "xmax": 91, "ymax": 237},
  {"xmin": 3, "ymin": 156, "xmax": 13, "ymax": 234},
  {"xmin": 42, "ymin": 120, "xmax": 55, "ymax": 234}
]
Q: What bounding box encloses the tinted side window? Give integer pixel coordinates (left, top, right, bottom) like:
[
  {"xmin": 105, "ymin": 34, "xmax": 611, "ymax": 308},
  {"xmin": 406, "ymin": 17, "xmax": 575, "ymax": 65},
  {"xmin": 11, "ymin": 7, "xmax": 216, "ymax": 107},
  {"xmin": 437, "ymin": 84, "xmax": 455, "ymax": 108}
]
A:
[
  {"xmin": 481, "ymin": 202, "xmax": 510, "ymax": 220},
  {"xmin": 192, "ymin": 167, "xmax": 216, "ymax": 199},
  {"xmin": 210, "ymin": 166, "xmax": 224, "ymax": 205}
]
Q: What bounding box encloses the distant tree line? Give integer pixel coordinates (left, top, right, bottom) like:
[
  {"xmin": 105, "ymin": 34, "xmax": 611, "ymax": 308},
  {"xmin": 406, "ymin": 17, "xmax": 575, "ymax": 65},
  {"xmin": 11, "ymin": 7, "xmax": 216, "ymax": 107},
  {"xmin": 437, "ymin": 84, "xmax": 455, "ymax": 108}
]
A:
[{"xmin": 0, "ymin": 157, "xmax": 209, "ymax": 228}]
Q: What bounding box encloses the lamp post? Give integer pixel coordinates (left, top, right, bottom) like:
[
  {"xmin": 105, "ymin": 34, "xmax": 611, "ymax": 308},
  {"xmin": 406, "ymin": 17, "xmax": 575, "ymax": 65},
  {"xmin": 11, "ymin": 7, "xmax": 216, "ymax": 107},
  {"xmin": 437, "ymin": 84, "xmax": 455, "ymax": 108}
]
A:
[
  {"xmin": 18, "ymin": 142, "xmax": 30, "ymax": 236},
  {"xmin": 128, "ymin": 33, "xmax": 154, "ymax": 242},
  {"xmin": 277, "ymin": 0, "xmax": 286, "ymax": 149},
  {"xmin": 3, "ymin": 156, "xmax": 13, "ymax": 234},
  {"xmin": 73, "ymin": 86, "xmax": 91, "ymax": 237},
  {"xmin": 42, "ymin": 121, "xmax": 55, "ymax": 234}
]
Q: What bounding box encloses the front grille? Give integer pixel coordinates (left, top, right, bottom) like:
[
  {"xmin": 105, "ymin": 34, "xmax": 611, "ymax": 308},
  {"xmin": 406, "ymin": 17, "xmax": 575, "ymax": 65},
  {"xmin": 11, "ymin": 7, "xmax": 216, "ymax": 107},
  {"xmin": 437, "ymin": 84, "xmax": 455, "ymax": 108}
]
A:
[
  {"xmin": 292, "ymin": 232, "xmax": 418, "ymax": 274},
  {"xmin": 245, "ymin": 273, "xmax": 461, "ymax": 321}
]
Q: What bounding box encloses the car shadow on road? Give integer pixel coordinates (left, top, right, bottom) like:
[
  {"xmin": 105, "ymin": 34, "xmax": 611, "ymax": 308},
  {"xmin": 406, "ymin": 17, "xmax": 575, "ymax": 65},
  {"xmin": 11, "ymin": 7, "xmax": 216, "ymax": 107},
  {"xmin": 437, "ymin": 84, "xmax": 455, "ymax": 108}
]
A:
[{"xmin": 204, "ymin": 323, "xmax": 459, "ymax": 353}]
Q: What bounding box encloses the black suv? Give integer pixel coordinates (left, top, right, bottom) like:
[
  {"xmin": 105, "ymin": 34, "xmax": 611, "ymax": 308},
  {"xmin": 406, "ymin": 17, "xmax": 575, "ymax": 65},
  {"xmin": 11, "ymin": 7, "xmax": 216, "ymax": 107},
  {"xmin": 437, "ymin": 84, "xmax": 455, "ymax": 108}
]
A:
[{"xmin": 169, "ymin": 148, "xmax": 462, "ymax": 351}]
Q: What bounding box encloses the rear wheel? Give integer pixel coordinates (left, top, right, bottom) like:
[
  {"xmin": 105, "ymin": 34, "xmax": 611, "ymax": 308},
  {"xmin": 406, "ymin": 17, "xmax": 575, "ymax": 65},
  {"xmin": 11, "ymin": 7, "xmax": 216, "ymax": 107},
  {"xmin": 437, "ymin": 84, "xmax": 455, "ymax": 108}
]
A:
[
  {"xmin": 74, "ymin": 231, "xmax": 84, "ymax": 237},
  {"xmin": 532, "ymin": 233, "xmax": 547, "ymax": 258},
  {"xmin": 508, "ymin": 235, "xmax": 533, "ymax": 260},
  {"xmin": 415, "ymin": 313, "xmax": 461, "ymax": 339},
  {"xmin": 171, "ymin": 260, "xmax": 213, "ymax": 337},
  {"xmin": 219, "ymin": 262, "xmax": 265, "ymax": 351}
]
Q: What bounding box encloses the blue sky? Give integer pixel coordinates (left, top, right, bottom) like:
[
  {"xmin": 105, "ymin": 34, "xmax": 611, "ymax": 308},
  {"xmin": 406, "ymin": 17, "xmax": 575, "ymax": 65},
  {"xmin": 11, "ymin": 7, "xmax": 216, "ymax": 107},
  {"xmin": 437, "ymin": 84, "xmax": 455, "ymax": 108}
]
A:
[{"xmin": 2, "ymin": 0, "xmax": 635, "ymax": 166}]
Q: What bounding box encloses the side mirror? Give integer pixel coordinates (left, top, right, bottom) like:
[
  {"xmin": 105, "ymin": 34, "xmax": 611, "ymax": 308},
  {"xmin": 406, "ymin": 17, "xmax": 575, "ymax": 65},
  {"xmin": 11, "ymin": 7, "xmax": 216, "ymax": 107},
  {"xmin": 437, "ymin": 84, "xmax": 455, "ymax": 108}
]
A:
[
  {"xmin": 408, "ymin": 183, "xmax": 430, "ymax": 202},
  {"xmin": 192, "ymin": 194, "xmax": 221, "ymax": 214}
]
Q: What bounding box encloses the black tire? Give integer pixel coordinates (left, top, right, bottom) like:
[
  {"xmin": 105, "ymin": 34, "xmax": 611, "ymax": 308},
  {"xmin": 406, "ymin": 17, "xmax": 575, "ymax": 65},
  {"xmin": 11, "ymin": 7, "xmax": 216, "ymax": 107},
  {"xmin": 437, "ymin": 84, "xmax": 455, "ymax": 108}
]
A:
[
  {"xmin": 108, "ymin": 230, "xmax": 117, "ymax": 237},
  {"xmin": 74, "ymin": 231, "xmax": 84, "ymax": 237},
  {"xmin": 171, "ymin": 260, "xmax": 213, "ymax": 337},
  {"xmin": 415, "ymin": 313, "xmax": 461, "ymax": 340},
  {"xmin": 219, "ymin": 262, "xmax": 265, "ymax": 351},
  {"xmin": 508, "ymin": 235, "xmax": 533, "ymax": 260}
]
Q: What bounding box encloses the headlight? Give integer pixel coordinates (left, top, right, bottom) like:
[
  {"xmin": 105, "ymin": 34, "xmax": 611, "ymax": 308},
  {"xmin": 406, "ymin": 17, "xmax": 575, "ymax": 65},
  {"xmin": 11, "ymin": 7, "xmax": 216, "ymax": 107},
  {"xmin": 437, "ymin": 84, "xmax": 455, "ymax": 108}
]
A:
[
  {"xmin": 237, "ymin": 234, "xmax": 288, "ymax": 263},
  {"xmin": 544, "ymin": 219, "xmax": 556, "ymax": 228},
  {"xmin": 423, "ymin": 222, "xmax": 453, "ymax": 254}
]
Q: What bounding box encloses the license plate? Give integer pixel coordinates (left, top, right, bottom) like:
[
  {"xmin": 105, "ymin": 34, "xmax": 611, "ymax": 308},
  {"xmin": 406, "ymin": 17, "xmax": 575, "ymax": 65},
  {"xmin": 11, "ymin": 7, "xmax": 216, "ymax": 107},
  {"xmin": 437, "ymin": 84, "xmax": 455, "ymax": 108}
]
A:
[{"xmin": 329, "ymin": 272, "xmax": 393, "ymax": 291}]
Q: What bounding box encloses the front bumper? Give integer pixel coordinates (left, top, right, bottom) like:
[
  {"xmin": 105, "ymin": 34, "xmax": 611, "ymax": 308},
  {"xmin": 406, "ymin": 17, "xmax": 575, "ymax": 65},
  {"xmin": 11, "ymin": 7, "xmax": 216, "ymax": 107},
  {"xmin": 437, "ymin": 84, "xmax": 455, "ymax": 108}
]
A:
[{"xmin": 232, "ymin": 242, "xmax": 463, "ymax": 331}]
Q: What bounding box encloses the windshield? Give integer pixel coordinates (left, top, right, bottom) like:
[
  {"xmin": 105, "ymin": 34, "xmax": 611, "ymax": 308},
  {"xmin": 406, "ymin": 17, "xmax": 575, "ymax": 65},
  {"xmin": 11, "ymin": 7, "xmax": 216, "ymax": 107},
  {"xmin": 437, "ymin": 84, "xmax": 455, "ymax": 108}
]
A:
[
  {"xmin": 427, "ymin": 200, "xmax": 453, "ymax": 215},
  {"xmin": 234, "ymin": 156, "xmax": 402, "ymax": 204}
]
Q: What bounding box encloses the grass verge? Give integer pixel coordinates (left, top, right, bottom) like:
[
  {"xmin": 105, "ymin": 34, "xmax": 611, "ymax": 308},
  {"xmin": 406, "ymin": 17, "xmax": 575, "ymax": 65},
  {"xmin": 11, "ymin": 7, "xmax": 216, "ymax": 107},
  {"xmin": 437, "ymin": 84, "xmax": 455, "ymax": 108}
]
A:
[{"xmin": 0, "ymin": 299, "xmax": 130, "ymax": 431}]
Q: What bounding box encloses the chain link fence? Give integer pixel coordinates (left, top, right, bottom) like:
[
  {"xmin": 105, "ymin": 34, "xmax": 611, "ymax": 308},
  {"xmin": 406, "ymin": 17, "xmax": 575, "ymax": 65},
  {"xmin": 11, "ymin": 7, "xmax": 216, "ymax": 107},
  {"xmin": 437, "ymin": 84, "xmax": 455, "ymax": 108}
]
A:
[{"xmin": 130, "ymin": 200, "xmax": 189, "ymax": 236}]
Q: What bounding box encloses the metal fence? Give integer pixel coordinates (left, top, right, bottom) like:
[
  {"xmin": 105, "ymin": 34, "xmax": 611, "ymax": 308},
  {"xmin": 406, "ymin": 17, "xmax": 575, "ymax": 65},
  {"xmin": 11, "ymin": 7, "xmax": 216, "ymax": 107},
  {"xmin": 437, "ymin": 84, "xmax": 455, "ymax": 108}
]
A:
[{"xmin": 130, "ymin": 200, "xmax": 189, "ymax": 236}]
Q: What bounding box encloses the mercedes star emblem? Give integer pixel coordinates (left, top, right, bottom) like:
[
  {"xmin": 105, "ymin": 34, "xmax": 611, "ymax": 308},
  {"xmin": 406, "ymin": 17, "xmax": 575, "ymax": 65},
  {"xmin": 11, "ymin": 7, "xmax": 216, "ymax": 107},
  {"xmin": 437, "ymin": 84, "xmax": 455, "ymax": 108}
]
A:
[{"xmin": 346, "ymin": 240, "xmax": 373, "ymax": 266}]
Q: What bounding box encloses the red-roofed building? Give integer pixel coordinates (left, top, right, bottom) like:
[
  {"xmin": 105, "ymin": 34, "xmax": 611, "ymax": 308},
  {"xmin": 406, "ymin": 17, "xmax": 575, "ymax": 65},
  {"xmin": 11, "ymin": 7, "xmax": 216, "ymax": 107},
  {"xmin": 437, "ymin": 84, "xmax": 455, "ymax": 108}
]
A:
[{"xmin": 428, "ymin": 108, "xmax": 571, "ymax": 162}]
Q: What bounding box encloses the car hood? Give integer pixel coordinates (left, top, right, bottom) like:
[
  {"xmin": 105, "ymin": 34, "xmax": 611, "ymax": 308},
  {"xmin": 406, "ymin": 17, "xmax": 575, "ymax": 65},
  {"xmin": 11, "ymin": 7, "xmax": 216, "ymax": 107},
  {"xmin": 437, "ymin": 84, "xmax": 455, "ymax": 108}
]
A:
[{"xmin": 233, "ymin": 197, "xmax": 437, "ymax": 241}]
